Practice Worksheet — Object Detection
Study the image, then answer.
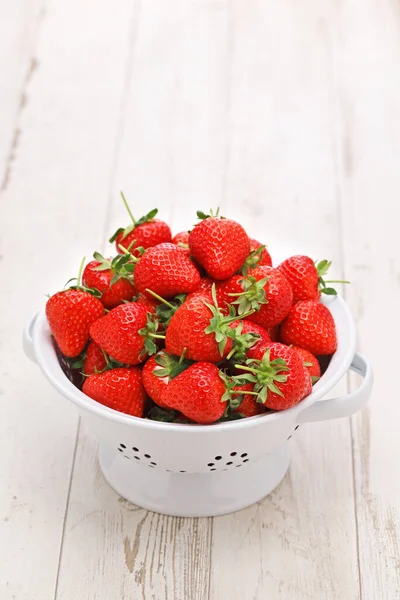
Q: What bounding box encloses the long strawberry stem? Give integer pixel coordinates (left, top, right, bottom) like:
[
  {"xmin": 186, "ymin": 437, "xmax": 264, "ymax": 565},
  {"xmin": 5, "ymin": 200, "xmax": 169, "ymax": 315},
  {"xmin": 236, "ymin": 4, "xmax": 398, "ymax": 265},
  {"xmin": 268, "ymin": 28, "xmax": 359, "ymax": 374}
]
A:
[
  {"xmin": 234, "ymin": 364, "xmax": 261, "ymax": 374},
  {"xmin": 145, "ymin": 289, "xmax": 175, "ymax": 309},
  {"xmin": 224, "ymin": 310, "xmax": 255, "ymax": 324},
  {"xmin": 117, "ymin": 244, "xmax": 139, "ymax": 260},
  {"xmin": 148, "ymin": 333, "xmax": 166, "ymax": 340},
  {"xmin": 324, "ymin": 279, "xmax": 350, "ymax": 284},
  {"xmin": 120, "ymin": 191, "xmax": 136, "ymax": 225},
  {"xmin": 179, "ymin": 348, "xmax": 187, "ymax": 364},
  {"xmin": 77, "ymin": 256, "xmax": 86, "ymax": 287},
  {"xmin": 230, "ymin": 390, "xmax": 259, "ymax": 396}
]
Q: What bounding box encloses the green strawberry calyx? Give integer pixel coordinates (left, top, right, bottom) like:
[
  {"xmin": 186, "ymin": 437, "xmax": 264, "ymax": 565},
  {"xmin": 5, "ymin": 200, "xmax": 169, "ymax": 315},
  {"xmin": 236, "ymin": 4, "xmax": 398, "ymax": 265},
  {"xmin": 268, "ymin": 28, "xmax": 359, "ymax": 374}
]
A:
[
  {"xmin": 219, "ymin": 371, "xmax": 259, "ymax": 409},
  {"xmin": 109, "ymin": 191, "xmax": 158, "ymax": 243},
  {"xmin": 225, "ymin": 321, "xmax": 261, "ymax": 361},
  {"xmin": 71, "ymin": 346, "xmax": 127, "ymax": 375},
  {"xmin": 234, "ymin": 348, "xmax": 290, "ymax": 404},
  {"xmin": 203, "ymin": 285, "xmax": 255, "ymax": 356},
  {"xmin": 241, "ymin": 245, "xmax": 267, "ymax": 276},
  {"xmin": 138, "ymin": 313, "xmax": 166, "ymax": 357},
  {"xmin": 228, "ymin": 276, "xmax": 269, "ymax": 315},
  {"xmin": 196, "ymin": 207, "xmax": 223, "ymax": 220},
  {"xmin": 316, "ymin": 259, "xmax": 350, "ymax": 296},
  {"xmin": 93, "ymin": 251, "xmax": 137, "ymax": 286},
  {"xmin": 153, "ymin": 350, "xmax": 193, "ymax": 380},
  {"xmin": 65, "ymin": 257, "xmax": 102, "ymax": 298},
  {"xmin": 145, "ymin": 289, "xmax": 187, "ymax": 326}
]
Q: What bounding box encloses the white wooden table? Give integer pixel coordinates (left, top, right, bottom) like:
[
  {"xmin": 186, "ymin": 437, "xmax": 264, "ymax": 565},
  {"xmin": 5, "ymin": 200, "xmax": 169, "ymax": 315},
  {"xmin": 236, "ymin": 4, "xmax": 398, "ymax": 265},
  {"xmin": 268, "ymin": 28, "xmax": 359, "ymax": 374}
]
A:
[{"xmin": 0, "ymin": 1, "xmax": 398, "ymax": 598}]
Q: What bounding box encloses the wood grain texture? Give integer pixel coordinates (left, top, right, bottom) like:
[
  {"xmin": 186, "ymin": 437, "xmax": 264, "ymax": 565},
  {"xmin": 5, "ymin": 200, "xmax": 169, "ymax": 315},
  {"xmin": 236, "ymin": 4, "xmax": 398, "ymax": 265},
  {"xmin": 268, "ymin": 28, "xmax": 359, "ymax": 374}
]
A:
[
  {"xmin": 55, "ymin": 2, "xmax": 228, "ymax": 598},
  {"xmin": 209, "ymin": 2, "xmax": 360, "ymax": 598},
  {"xmin": 0, "ymin": 0, "xmax": 136, "ymax": 598},
  {"xmin": 336, "ymin": 0, "xmax": 400, "ymax": 597},
  {"xmin": 2, "ymin": 0, "xmax": 399, "ymax": 598}
]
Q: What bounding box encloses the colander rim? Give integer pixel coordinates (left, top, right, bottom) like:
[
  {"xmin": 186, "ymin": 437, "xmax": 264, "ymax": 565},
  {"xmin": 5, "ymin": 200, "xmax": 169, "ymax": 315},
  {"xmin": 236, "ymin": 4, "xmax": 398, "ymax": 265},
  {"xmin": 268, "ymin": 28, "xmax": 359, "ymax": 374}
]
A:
[{"xmin": 32, "ymin": 294, "xmax": 356, "ymax": 432}]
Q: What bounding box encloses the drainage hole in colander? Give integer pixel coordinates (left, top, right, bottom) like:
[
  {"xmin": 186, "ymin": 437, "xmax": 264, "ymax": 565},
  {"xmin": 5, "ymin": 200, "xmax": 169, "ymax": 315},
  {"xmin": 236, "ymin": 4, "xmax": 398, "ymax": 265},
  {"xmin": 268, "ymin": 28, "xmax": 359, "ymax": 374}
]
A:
[
  {"xmin": 134, "ymin": 456, "xmax": 140, "ymax": 460},
  {"xmin": 150, "ymin": 461, "xmax": 157, "ymax": 466},
  {"xmin": 236, "ymin": 464, "xmax": 242, "ymax": 468},
  {"xmin": 287, "ymin": 435, "xmax": 292, "ymax": 440},
  {"xmin": 124, "ymin": 456, "xmax": 130, "ymax": 460},
  {"xmin": 119, "ymin": 443, "xmax": 126, "ymax": 449},
  {"xmin": 226, "ymin": 462, "xmax": 233, "ymax": 466},
  {"xmin": 241, "ymin": 453, "xmax": 248, "ymax": 458},
  {"xmin": 230, "ymin": 452, "xmax": 237, "ymax": 456},
  {"xmin": 215, "ymin": 456, "xmax": 222, "ymax": 461},
  {"xmin": 207, "ymin": 463, "xmax": 214, "ymax": 467},
  {"xmin": 210, "ymin": 468, "xmax": 216, "ymax": 471},
  {"xmin": 118, "ymin": 448, "xmax": 123, "ymax": 453},
  {"xmin": 132, "ymin": 446, "xmax": 139, "ymax": 452},
  {"xmin": 243, "ymin": 459, "xmax": 249, "ymax": 463},
  {"xmin": 180, "ymin": 470, "xmax": 186, "ymax": 473},
  {"xmin": 144, "ymin": 453, "xmax": 151, "ymax": 459}
]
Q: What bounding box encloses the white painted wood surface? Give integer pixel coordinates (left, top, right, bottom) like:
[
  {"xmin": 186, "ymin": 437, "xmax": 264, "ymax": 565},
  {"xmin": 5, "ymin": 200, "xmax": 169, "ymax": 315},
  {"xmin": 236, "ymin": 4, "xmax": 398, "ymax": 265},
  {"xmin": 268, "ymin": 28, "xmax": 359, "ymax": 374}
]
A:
[{"xmin": 0, "ymin": 0, "xmax": 396, "ymax": 598}]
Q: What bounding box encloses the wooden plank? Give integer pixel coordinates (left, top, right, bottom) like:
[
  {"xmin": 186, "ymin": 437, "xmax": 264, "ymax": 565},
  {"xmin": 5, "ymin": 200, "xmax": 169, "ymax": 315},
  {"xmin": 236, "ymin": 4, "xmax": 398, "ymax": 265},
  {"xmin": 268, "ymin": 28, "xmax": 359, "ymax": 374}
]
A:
[
  {"xmin": 0, "ymin": 0, "xmax": 135, "ymax": 598},
  {"xmin": 55, "ymin": 2, "xmax": 228, "ymax": 598},
  {"xmin": 337, "ymin": 0, "xmax": 400, "ymax": 597},
  {"xmin": 0, "ymin": 0, "xmax": 44, "ymax": 183},
  {"xmin": 210, "ymin": 2, "xmax": 360, "ymax": 598}
]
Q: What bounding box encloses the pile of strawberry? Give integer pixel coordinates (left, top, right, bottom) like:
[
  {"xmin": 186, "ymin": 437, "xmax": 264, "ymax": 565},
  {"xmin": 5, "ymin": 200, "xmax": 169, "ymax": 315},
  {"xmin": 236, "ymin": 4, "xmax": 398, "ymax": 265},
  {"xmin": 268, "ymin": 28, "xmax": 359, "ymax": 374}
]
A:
[{"xmin": 46, "ymin": 196, "xmax": 342, "ymax": 425}]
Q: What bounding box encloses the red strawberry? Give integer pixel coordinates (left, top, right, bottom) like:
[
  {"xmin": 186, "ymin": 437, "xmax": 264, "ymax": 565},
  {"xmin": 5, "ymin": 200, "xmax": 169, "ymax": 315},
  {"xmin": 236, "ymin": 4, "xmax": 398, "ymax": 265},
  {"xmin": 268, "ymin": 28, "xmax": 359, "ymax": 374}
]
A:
[
  {"xmin": 135, "ymin": 293, "xmax": 160, "ymax": 314},
  {"xmin": 280, "ymin": 300, "xmax": 337, "ymax": 355},
  {"xmin": 241, "ymin": 239, "xmax": 272, "ymax": 275},
  {"xmin": 277, "ymin": 257, "xmax": 344, "ymax": 303},
  {"xmin": 46, "ymin": 289, "xmax": 104, "ymax": 357},
  {"xmin": 189, "ymin": 211, "xmax": 250, "ymax": 280},
  {"xmin": 90, "ymin": 302, "xmax": 161, "ymax": 365},
  {"xmin": 216, "ymin": 275, "xmax": 244, "ymax": 312},
  {"xmin": 82, "ymin": 253, "xmax": 136, "ymax": 309},
  {"xmin": 238, "ymin": 320, "xmax": 272, "ymax": 359},
  {"xmin": 292, "ymin": 346, "xmax": 321, "ymax": 381},
  {"xmin": 232, "ymin": 266, "xmax": 293, "ymax": 328},
  {"xmin": 110, "ymin": 193, "xmax": 171, "ymax": 255},
  {"xmin": 142, "ymin": 351, "xmax": 191, "ymax": 408},
  {"xmin": 83, "ymin": 341, "xmax": 108, "ymax": 375},
  {"xmin": 165, "ymin": 292, "xmax": 235, "ymax": 362},
  {"xmin": 134, "ymin": 243, "xmax": 201, "ymax": 298},
  {"xmin": 161, "ymin": 362, "xmax": 226, "ymax": 424},
  {"xmin": 172, "ymin": 231, "xmax": 190, "ymax": 248},
  {"xmin": 83, "ymin": 367, "xmax": 145, "ymax": 417},
  {"xmin": 235, "ymin": 342, "xmax": 307, "ymax": 410},
  {"xmin": 231, "ymin": 383, "xmax": 266, "ymax": 417}
]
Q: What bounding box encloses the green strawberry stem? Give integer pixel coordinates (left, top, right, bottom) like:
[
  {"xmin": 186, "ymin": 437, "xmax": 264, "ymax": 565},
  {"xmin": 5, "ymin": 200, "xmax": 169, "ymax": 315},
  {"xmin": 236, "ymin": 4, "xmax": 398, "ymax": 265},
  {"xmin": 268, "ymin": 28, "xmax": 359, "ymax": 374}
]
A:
[
  {"xmin": 145, "ymin": 289, "xmax": 175, "ymax": 309},
  {"xmin": 147, "ymin": 333, "xmax": 166, "ymax": 339},
  {"xmin": 117, "ymin": 244, "xmax": 139, "ymax": 260},
  {"xmin": 223, "ymin": 310, "xmax": 255, "ymax": 324},
  {"xmin": 120, "ymin": 191, "xmax": 136, "ymax": 225},
  {"xmin": 179, "ymin": 348, "xmax": 187, "ymax": 364},
  {"xmin": 226, "ymin": 347, "xmax": 236, "ymax": 360},
  {"xmin": 230, "ymin": 390, "xmax": 259, "ymax": 396},
  {"xmin": 235, "ymin": 364, "xmax": 261, "ymax": 374},
  {"xmin": 77, "ymin": 256, "xmax": 86, "ymax": 287},
  {"xmin": 324, "ymin": 279, "xmax": 350, "ymax": 284}
]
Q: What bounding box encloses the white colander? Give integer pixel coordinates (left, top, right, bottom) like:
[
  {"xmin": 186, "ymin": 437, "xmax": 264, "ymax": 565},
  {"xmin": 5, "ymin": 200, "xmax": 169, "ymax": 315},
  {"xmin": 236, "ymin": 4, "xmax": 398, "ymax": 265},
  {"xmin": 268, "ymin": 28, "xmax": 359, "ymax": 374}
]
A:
[{"xmin": 23, "ymin": 295, "xmax": 372, "ymax": 517}]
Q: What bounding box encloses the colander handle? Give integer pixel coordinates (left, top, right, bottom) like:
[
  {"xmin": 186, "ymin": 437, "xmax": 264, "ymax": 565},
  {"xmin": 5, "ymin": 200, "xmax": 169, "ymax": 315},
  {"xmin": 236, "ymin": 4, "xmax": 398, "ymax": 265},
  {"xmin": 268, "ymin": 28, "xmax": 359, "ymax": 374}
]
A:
[
  {"xmin": 23, "ymin": 312, "xmax": 39, "ymax": 363},
  {"xmin": 297, "ymin": 353, "xmax": 373, "ymax": 423}
]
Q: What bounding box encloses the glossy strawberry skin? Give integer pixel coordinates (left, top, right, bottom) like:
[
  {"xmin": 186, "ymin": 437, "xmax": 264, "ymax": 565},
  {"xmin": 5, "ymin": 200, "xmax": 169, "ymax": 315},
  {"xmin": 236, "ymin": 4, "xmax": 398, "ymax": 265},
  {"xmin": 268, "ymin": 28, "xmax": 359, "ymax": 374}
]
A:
[
  {"xmin": 189, "ymin": 217, "xmax": 250, "ymax": 280},
  {"xmin": 281, "ymin": 300, "xmax": 337, "ymax": 356},
  {"xmin": 89, "ymin": 302, "xmax": 149, "ymax": 365},
  {"xmin": 165, "ymin": 294, "xmax": 233, "ymax": 362},
  {"xmin": 83, "ymin": 341, "xmax": 107, "ymax": 375},
  {"xmin": 249, "ymin": 239, "xmax": 272, "ymax": 267},
  {"xmin": 142, "ymin": 354, "xmax": 169, "ymax": 408},
  {"xmin": 134, "ymin": 243, "xmax": 201, "ymax": 298},
  {"xmin": 251, "ymin": 342, "xmax": 307, "ymax": 410},
  {"xmin": 172, "ymin": 231, "xmax": 190, "ymax": 247},
  {"xmin": 302, "ymin": 367, "xmax": 313, "ymax": 398},
  {"xmin": 82, "ymin": 260, "xmax": 136, "ymax": 308},
  {"xmin": 216, "ymin": 275, "xmax": 244, "ymax": 312},
  {"xmin": 83, "ymin": 367, "xmax": 146, "ymax": 417},
  {"xmin": 135, "ymin": 293, "xmax": 159, "ymax": 314},
  {"xmin": 239, "ymin": 320, "xmax": 272, "ymax": 359},
  {"xmin": 277, "ymin": 256, "xmax": 320, "ymax": 304},
  {"xmin": 46, "ymin": 289, "xmax": 104, "ymax": 358},
  {"xmin": 161, "ymin": 362, "xmax": 226, "ymax": 424},
  {"xmin": 116, "ymin": 219, "xmax": 172, "ymax": 255},
  {"xmin": 232, "ymin": 383, "xmax": 266, "ymax": 417},
  {"xmin": 292, "ymin": 346, "xmax": 321, "ymax": 379},
  {"xmin": 246, "ymin": 266, "xmax": 293, "ymax": 328}
]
